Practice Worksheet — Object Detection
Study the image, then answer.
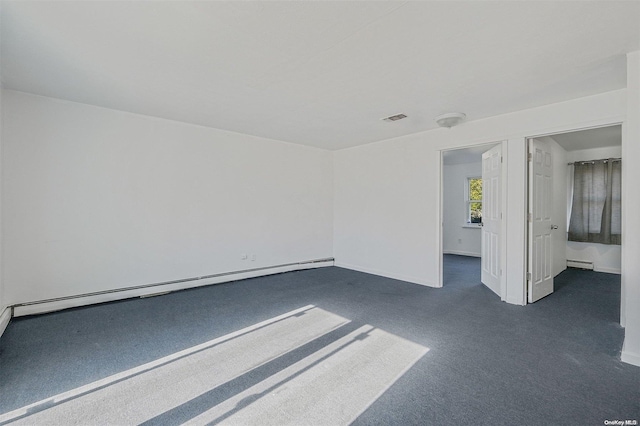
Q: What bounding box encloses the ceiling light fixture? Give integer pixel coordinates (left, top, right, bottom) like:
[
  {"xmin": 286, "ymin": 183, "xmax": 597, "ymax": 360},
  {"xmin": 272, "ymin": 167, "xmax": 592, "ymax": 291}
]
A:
[{"xmin": 435, "ymin": 112, "xmax": 466, "ymax": 128}]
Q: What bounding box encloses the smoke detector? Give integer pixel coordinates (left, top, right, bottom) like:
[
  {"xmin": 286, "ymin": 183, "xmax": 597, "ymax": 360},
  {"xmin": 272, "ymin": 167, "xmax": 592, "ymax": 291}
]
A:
[
  {"xmin": 435, "ymin": 112, "xmax": 466, "ymax": 128},
  {"xmin": 382, "ymin": 113, "xmax": 407, "ymax": 122}
]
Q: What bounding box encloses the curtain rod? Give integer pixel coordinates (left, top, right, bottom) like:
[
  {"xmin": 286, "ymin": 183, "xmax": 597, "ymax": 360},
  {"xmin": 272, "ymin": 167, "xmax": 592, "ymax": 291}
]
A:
[{"xmin": 567, "ymin": 157, "xmax": 621, "ymax": 165}]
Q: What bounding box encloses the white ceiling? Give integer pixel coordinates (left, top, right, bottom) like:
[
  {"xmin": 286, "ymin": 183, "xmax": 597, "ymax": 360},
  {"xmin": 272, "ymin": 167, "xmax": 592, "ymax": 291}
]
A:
[
  {"xmin": 2, "ymin": 1, "xmax": 639, "ymax": 151},
  {"xmin": 549, "ymin": 125, "xmax": 622, "ymax": 151}
]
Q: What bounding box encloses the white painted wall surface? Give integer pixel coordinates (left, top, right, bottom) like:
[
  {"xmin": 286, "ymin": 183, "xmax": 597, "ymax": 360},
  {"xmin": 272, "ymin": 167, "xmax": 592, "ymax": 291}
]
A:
[
  {"xmin": 0, "ymin": 85, "xmax": 2, "ymax": 314},
  {"xmin": 621, "ymin": 50, "xmax": 640, "ymax": 366},
  {"xmin": 566, "ymin": 243, "xmax": 621, "ymax": 274},
  {"xmin": 0, "ymin": 85, "xmax": 3, "ymax": 314},
  {"xmin": 0, "ymin": 79, "xmax": 5, "ymax": 316},
  {"xmin": 333, "ymin": 139, "xmax": 433, "ymax": 285},
  {"xmin": 442, "ymin": 161, "xmax": 482, "ymax": 257},
  {"xmin": 566, "ymin": 146, "xmax": 622, "ymax": 163},
  {"xmin": 2, "ymin": 90, "xmax": 333, "ymax": 305},
  {"xmin": 566, "ymin": 145, "xmax": 622, "ymax": 274},
  {"xmin": 0, "ymin": 6, "xmax": 8, "ymax": 335},
  {"xmin": 334, "ymin": 89, "xmax": 626, "ymax": 305}
]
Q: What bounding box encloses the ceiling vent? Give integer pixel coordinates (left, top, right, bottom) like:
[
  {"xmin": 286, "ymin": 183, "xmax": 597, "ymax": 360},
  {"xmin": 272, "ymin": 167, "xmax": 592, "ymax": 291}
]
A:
[{"xmin": 382, "ymin": 113, "xmax": 407, "ymax": 122}]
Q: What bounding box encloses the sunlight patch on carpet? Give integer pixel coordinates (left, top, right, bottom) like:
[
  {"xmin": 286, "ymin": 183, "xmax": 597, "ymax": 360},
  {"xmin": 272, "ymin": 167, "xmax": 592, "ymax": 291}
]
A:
[{"xmin": 0, "ymin": 305, "xmax": 428, "ymax": 425}]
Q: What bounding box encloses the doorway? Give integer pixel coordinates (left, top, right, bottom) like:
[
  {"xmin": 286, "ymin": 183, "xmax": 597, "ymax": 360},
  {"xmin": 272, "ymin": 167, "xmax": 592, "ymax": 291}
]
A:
[
  {"xmin": 526, "ymin": 124, "xmax": 622, "ymax": 303},
  {"xmin": 441, "ymin": 143, "xmax": 502, "ymax": 293}
]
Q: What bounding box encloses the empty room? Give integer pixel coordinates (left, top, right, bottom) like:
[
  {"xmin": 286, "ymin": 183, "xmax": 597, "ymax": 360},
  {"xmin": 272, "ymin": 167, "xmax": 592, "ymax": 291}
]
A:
[{"xmin": 1, "ymin": 1, "xmax": 639, "ymax": 425}]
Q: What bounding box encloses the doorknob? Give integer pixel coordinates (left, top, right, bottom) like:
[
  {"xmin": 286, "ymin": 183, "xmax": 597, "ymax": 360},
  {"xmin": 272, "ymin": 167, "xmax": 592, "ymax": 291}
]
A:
[{"xmin": 551, "ymin": 225, "xmax": 558, "ymax": 230}]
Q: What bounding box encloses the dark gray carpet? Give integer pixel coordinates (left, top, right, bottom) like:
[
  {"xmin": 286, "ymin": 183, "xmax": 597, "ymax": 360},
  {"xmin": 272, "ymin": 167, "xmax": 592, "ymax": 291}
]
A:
[{"xmin": 0, "ymin": 255, "xmax": 637, "ymax": 425}]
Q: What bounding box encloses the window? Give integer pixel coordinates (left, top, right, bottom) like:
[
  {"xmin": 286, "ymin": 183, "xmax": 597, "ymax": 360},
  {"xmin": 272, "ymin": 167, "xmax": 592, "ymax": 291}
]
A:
[
  {"xmin": 467, "ymin": 177, "xmax": 482, "ymax": 223},
  {"xmin": 568, "ymin": 159, "xmax": 621, "ymax": 245}
]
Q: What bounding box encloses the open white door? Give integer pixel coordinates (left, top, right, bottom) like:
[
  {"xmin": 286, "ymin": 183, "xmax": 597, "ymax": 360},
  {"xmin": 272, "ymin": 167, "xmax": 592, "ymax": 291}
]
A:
[
  {"xmin": 528, "ymin": 138, "xmax": 554, "ymax": 302},
  {"xmin": 481, "ymin": 144, "xmax": 502, "ymax": 296}
]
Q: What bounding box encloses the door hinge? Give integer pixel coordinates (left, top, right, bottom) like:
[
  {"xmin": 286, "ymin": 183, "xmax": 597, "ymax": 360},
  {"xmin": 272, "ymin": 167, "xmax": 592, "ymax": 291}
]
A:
[
  {"xmin": 528, "ymin": 212, "xmax": 532, "ymax": 222},
  {"xmin": 500, "ymin": 269, "xmax": 503, "ymax": 276},
  {"xmin": 501, "ymin": 156, "xmax": 503, "ymax": 163},
  {"xmin": 528, "ymin": 152, "xmax": 532, "ymax": 162},
  {"xmin": 526, "ymin": 272, "xmax": 532, "ymax": 281}
]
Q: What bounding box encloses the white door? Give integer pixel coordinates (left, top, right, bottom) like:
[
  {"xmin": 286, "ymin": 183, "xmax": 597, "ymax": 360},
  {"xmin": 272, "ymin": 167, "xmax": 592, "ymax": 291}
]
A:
[
  {"xmin": 481, "ymin": 144, "xmax": 502, "ymax": 296},
  {"xmin": 528, "ymin": 138, "xmax": 554, "ymax": 302}
]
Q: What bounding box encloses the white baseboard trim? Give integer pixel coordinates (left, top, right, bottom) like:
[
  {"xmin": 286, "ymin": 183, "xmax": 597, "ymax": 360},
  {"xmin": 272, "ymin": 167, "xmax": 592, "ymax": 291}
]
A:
[
  {"xmin": 621, "ymin": 348, "xmax": 640, "ymax": 367},
  {"xmin": 334, "ymin": 261, "xmax": 435, "ymax": 287},
  {"xmin": 0, "ymin": 307, "xmax": 12, "ymax": 338},
  {"xmin": 594, "ymin": 266, "xmax": 621, "ymax": 275},
  {"xmin": 13, "ymin": 259, "xmax": 334, "ymax": 317},
  {"xmin": 443, "ymin": 250, "xmax": 481, "ymax": 258}
]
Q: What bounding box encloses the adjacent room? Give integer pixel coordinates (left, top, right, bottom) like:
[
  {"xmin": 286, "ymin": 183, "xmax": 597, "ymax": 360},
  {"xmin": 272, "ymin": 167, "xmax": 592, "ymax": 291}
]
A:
[
  {"xmin": 552, "ymin": 125, "xmax": 623, "ymax": 275},
  {"xmin": 441, "ymin": 144, "xmax": 495, "ymax": 291},
  {"xmin": 537, "ymin": 126, "xmax": 622, "ymax": 270},
  {"xmin": 1, "ymin": 1, "xmax": 639, "ymax": 425},
  {"xmin": 441, "ymin": 127, "xmax": 622, "ymax": 300}
]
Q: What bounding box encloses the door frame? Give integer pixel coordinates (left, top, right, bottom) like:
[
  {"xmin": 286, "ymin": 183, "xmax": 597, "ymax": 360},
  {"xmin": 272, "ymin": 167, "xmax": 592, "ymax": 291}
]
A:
[
  {"xmin": 438, "ymin": 141, "xmax": 508, "ymax": 301},
  {"xmin": 436, "ymin": 115, "xmax": 625, "ymax": 307},
  {"xmin": 524, "ymin": 120, "xmax": 624, "ymax": 305}
]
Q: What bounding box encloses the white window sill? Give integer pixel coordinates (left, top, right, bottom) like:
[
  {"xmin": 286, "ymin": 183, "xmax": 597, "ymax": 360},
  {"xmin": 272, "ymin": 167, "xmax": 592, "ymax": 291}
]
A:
[{"xmin": 462, "ymin": 224, "xmax": 482, "ymax": 229}]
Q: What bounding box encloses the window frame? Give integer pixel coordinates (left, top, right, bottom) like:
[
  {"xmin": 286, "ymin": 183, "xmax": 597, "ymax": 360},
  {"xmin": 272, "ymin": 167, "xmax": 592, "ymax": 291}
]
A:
[{"xmin": 465, "ymin": 176, "xmax": 483, "ymax": 224}]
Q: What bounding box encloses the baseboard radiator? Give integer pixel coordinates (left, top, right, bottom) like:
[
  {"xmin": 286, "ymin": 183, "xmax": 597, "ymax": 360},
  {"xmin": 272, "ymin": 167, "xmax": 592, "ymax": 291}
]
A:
[
  {"xmin": 566, "ymin": 259, "xmax": 594, "ymax": 270},
  {"xmin": 12, "ymin": 257, "xmax": 334, "ymax": 317}
]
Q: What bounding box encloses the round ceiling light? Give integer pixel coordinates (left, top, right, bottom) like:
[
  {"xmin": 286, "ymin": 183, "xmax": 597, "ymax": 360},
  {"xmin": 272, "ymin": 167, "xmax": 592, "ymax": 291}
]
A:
[{"xmin": 435, "ymin": 112, "xmax": 466, "ymax": 128}]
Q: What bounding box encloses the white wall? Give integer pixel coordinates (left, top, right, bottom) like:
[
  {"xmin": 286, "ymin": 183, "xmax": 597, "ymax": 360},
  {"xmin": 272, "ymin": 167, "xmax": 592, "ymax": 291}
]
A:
[
  {"xmin": 565, "ymin": 145, "xmax": 622, "ymax": 274},
  {"xmin": 0, "ymin": 83, "xmax": 3, "ymax": 314},
  {"xmin": 621, "ymin": 50, "xmax": 640, "ymax": 366},
  {"xmin": 566, "ymin": 146, "xmax": 622, "ymax": 164},
  {"xmin": 2, "ymin": 90, "xmax": 334, "ymax": 306},
  {"xmin": 334, "ymin": 89, "xmax": 626, "ymax": 304},
  {"xmin": 0, "ymin": 2, "xmax": 9, "ymax": 336},
  {"xmin": 333, "ymin": 138, "xmax": 433, "ymax": 285},
  {"xmin": 535, "ymin": 136, "xmax": 568, "ymax": 278},
  {"xmin": 0, "ymin": 84, "xmax": 3, "ymax": 314},
  {"xmin": 442, "ymin": 160, "xmax": 482, "ymax": 257}
]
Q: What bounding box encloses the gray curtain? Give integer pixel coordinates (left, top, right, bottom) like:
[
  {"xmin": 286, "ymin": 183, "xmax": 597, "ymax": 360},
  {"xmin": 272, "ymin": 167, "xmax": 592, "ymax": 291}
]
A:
[{"xmin": 568, "ymin": 159, "xmax": 621, "ymax": 245}]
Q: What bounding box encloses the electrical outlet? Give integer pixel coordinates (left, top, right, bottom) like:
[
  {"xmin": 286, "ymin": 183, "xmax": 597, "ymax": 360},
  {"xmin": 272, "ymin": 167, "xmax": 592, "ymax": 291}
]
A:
[
  {"xmin": 241, "ymin": 254, "xmax": 248, "ymax": 260},
  {"xmin": 251, "ymin": 254, "xmax": 256, "ymax": 261}
]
